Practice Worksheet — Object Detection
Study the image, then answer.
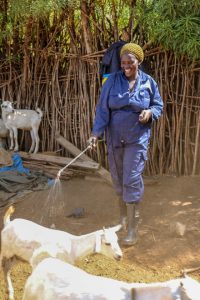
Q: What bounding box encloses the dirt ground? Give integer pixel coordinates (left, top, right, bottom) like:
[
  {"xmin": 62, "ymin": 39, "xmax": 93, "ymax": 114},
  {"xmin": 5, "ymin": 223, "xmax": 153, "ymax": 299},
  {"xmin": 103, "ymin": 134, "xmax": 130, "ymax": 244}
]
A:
[{"xmin": 0, "ymin": 174, "xmax": 200, "ymax": 299}]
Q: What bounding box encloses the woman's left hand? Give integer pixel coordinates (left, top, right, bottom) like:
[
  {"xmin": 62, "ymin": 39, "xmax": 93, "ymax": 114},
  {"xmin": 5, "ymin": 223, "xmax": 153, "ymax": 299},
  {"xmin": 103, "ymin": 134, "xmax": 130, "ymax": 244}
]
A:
[{"xmin": 139, "ymin": 109, "xmax": 152, "ymax": 124}]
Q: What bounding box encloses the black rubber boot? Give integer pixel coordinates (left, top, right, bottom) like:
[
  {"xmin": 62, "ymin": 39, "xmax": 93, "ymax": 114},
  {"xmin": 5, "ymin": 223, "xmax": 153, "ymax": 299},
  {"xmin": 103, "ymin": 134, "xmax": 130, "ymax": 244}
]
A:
[
  {"xmin": 118, "ymin": 197, "xmax": 127, "ymax": 230},
  {"xmin": 122, "ymin": 203, "xmax": 139, "ymax": 246}
]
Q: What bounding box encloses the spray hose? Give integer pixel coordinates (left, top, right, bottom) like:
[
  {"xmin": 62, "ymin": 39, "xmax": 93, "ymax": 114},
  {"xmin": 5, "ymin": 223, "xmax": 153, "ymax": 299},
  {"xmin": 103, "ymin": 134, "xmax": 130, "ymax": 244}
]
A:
[{"xmin": 56, "ymin": 144, "xmax": 93, "ymax": 179}]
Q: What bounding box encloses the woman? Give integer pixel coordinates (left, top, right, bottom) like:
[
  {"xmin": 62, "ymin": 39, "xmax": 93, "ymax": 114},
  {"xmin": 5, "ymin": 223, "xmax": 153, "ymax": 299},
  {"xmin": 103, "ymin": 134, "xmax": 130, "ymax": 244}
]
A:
[{"xmin": 89, "ymin": 43, "xmax": 163, "ymax": 246}]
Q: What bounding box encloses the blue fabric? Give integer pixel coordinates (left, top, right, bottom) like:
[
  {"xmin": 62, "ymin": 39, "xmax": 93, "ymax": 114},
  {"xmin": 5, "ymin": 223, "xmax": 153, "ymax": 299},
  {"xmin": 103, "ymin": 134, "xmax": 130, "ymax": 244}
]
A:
[
  {"xmin": 108, "ymin": 144, "xmax": 146, "ymax": 202},
  {"xmin": 92, "ymin": 70, "xmax": 163, "ymax": 202},
  {"xmin": 100, "ymin": 40, "xmax": 127, "ymax": 75},
  {"xmin": 0, "ymin": 153, "xmax": 30, "ymax": 174}
]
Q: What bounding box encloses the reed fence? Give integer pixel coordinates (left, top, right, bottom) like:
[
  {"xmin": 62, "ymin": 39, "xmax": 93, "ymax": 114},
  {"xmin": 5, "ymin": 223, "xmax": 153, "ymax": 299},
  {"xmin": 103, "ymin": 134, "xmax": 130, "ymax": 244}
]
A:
[{"xmin": 0, "ymin": 49, "xmax": 199, "ymax": 175}]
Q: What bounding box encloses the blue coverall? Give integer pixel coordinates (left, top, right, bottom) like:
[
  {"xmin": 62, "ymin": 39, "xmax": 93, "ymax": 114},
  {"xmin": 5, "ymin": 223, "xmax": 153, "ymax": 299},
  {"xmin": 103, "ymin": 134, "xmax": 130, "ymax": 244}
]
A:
[{"xmin": 92, "ymin": 70, "xmax": 163, "ymax": 203}]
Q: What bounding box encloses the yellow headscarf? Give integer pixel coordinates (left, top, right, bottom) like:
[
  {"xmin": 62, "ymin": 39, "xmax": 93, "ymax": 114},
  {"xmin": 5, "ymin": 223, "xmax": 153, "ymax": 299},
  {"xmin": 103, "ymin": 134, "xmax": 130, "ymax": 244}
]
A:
[{"xmin": 120, "ymin": 43, "xmax": 144, "ymax": 63}]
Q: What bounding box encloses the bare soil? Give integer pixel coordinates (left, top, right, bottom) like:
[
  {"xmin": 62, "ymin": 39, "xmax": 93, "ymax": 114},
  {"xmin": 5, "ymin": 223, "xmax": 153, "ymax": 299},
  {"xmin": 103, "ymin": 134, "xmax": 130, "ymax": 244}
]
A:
[{"xmin": 0, "ymin": 175, "xmax": 200, "ymax": 299}]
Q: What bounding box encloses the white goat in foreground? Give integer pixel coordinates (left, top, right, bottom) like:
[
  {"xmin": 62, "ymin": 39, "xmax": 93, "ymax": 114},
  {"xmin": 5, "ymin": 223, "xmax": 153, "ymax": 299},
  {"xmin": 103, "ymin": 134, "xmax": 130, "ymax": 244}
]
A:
[
  {"xmin": 22, "ymin": 249, "xmax": 200, "ymax": 300},
  {"xmin": 1, "ymin": 100, "xmax": 43, "ymax": 153},
  {"xmin": 0, "ymin": 206, "xmax": 122, "ymax": 300}
]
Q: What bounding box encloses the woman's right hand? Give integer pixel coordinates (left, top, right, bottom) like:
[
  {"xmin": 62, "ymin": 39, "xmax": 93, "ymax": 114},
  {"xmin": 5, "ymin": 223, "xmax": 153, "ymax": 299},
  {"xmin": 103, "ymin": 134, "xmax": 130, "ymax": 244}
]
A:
[{"xmin": 88, "ymin": 136, "xmax": 97, "ymax": 147}]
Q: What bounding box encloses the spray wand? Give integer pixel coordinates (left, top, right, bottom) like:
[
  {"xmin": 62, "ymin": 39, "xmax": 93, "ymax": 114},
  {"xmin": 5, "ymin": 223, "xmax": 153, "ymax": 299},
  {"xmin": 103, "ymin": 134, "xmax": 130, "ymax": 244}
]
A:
[{"xmin": 56, "ymin": 144, "xmax": 93, "ymax": 180}]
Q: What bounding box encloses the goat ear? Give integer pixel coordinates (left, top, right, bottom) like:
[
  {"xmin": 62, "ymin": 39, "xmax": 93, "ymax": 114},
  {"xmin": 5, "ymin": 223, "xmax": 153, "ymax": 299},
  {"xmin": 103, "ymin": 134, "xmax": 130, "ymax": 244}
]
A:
[{"xmin": 112, "ymin": 224, "xmax": 122, "ymax": 232}]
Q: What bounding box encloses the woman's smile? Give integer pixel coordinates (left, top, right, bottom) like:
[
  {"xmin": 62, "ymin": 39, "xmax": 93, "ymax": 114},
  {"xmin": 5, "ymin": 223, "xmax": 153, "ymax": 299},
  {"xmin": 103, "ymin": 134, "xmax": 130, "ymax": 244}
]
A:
[{"xmin": 124, "ymin": 68, "xmax": 132, "ymax": 76}]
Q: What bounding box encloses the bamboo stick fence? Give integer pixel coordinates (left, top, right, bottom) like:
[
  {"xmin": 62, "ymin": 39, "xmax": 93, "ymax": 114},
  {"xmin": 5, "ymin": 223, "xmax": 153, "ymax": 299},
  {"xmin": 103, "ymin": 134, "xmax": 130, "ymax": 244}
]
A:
[{"xmin": 0, "ymin": 49, "xmax": 199, "ymax": 175}]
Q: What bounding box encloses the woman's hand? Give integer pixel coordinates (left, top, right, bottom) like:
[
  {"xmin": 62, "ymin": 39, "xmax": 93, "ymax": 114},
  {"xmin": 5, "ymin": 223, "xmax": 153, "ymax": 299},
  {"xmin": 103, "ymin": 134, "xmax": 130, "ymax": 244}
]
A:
[
  {"xmin": 139, "ymin": 110, "xmax": 152, "ymax": 124},
  {"xmin": 88, "ymin": 136, "xmax": 97, "ymax": 147}
]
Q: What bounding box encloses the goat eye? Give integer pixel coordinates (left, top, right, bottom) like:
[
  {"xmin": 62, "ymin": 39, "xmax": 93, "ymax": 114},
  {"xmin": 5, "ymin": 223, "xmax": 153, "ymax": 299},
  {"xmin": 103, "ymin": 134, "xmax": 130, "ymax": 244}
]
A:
[{"xmin": 105, "ymin": 242, "xmax": 111, "ymax": 246}]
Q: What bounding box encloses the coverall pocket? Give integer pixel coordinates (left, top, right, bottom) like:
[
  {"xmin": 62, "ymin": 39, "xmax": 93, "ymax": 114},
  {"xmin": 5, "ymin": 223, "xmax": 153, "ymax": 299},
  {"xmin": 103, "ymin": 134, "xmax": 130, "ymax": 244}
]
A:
[{"xmin": 139, "ymin": 90, "xmax": 150, "ymax": 109}]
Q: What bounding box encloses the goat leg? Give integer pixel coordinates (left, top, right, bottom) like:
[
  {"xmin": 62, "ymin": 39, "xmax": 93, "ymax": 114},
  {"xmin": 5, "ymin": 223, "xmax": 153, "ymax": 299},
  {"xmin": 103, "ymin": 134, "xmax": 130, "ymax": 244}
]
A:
[{"xmin": 2, "ymin": 256, "xmax": 17, "ymax": 300}]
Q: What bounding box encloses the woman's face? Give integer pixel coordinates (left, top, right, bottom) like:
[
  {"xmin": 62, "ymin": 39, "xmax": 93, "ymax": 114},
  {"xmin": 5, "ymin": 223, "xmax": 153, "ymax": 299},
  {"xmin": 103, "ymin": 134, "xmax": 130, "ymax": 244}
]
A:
[{"xmin": 120, "ymin": 53, "xmax": 140, "ymax": 79}]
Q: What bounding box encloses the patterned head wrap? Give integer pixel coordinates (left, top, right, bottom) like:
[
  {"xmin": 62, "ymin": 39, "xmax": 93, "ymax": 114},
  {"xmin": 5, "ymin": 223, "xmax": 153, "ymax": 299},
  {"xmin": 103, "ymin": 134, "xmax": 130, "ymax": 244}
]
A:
[{"xmin": 120, "ymin": 43, "xmax": 144, "ymax": 63}]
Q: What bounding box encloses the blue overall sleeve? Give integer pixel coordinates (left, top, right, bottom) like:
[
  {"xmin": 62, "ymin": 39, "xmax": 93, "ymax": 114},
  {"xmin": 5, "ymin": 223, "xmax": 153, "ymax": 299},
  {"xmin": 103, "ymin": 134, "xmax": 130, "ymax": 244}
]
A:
[
  {"xmin": 92, "ymin": 74, "xmax": 115, "ymax": 137},
  {"xmin": 149, "ymin": 78, "xmax": 163, "ymax": 121}
]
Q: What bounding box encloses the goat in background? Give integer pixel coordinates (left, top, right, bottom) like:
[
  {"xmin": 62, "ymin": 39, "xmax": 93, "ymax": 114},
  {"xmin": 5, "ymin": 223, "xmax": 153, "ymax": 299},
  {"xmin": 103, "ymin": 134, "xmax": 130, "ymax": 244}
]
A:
[{"xmin": 1, "ymin": 100, "xmax": 43, "ymax": 153}]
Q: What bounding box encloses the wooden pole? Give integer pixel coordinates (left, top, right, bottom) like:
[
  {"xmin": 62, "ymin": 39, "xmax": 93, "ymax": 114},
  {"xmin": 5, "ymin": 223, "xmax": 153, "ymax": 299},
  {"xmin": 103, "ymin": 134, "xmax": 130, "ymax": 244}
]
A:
[{"xmin": 19, "ymin": 151, "xmax": 99, "ymax": 171}]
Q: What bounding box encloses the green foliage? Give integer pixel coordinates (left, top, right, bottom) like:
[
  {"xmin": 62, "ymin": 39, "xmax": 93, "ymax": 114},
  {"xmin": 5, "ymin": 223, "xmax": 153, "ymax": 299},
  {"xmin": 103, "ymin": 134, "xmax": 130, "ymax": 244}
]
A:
[
  {"xmin": 8, "ymin": 0, "xmax": 79, "ymax": 18},
  {"xmin": 0, "ymin": 0, "xmax": 199, "ymax": 61},
  {"xmin": 0, "ymin": 0, "xmax": 80, "ymax": 47},
  {"xmin": 137, "ymin": 0, "xmax": 200, "ymax": 60}
]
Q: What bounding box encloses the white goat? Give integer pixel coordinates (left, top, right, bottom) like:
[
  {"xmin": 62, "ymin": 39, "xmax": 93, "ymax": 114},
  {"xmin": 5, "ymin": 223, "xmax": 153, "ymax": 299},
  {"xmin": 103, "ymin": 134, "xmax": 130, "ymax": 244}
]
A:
[
  {"xmin": 1, "ymin": 100, "xmax": 43, "ymax": 153},
  {"xmin": 22, "ymin": 252, "xmax": 200, "ymax": 300},
  {"xmin": 0, "ymin": 206, "xmax": 122, "ymax": 300}
]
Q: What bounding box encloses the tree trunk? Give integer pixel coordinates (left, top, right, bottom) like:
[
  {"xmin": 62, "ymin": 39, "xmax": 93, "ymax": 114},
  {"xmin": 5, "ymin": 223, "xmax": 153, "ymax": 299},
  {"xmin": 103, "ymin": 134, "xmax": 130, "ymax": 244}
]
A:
[{"xmin": 81, "ymin": 0, "xmax": 92, "ymax": 54}]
